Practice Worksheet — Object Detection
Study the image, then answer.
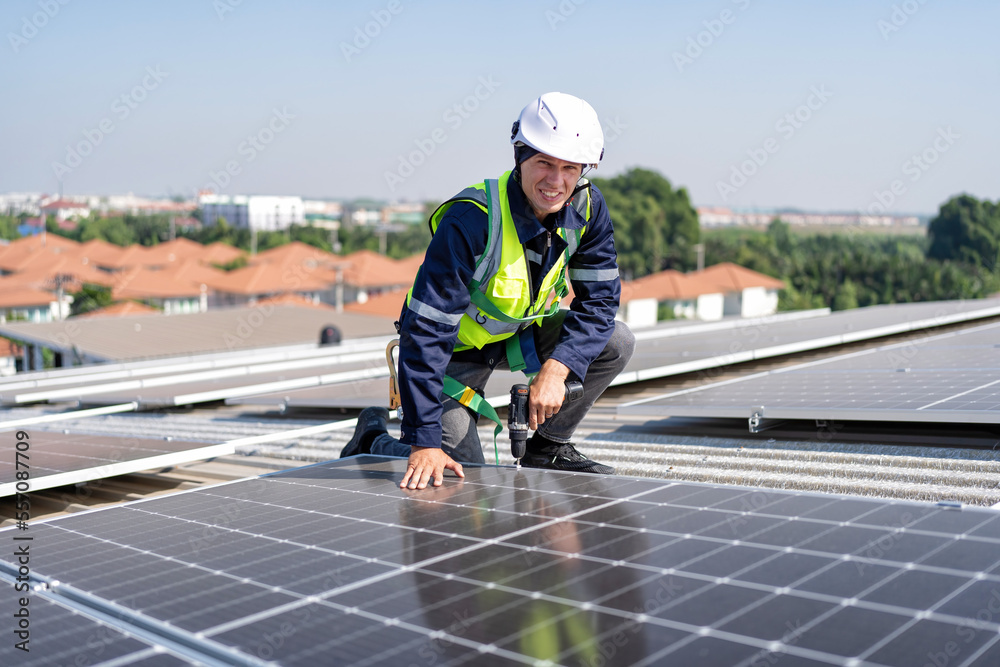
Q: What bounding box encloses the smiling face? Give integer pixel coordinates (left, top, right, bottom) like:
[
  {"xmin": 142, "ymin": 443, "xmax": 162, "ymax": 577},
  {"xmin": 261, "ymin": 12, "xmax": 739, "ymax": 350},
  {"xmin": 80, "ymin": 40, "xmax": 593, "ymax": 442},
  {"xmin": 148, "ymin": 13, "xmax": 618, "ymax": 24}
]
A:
[{"xmin": 519, "ymin": 153, "xmax": 584, "ymax": 220}]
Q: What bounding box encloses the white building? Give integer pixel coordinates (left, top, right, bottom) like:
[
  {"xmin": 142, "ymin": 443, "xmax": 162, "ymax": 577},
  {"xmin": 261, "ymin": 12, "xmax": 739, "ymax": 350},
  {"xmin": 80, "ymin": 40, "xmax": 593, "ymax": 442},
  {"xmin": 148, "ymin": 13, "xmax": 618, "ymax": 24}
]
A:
[
  {"xmin": 40, "ymin": 199, "xmax": 91, "ymax": 221},
  {"xmin": 199, "ymin": 194, "xmax": 304, "ymax": 231},
  {"xmin": 618, "ymin": 263, "xmax": 785, "ymax": 325},
  {"xmin": 0, "ymin": 193, "xmax": 45, "ymax": 216}
]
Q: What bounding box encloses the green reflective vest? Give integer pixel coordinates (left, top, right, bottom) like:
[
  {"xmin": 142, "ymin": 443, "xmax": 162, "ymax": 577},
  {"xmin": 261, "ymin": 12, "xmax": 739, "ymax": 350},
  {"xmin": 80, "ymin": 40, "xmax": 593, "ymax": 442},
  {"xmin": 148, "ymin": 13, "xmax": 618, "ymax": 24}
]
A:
[{"xmin": 408, "ymin": 171, "xmax": 591, "ymax": 351}]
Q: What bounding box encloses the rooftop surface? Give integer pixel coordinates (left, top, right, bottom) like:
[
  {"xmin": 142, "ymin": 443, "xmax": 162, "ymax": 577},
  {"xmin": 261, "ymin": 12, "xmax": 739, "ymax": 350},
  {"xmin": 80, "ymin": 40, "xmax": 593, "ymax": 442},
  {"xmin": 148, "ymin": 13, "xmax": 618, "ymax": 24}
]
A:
[{"xmin": 0, "ymin": 304, "xmax": 396, "ymax": 361}]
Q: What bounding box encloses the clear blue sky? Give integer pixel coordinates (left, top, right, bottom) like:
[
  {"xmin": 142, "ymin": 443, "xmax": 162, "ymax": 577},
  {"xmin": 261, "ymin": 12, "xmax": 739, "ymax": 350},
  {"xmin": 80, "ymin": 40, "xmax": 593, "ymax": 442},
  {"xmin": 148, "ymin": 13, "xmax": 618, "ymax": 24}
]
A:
[{"xmin": 1, "ymin": 0, "xmax": 997, "ymax": 214}]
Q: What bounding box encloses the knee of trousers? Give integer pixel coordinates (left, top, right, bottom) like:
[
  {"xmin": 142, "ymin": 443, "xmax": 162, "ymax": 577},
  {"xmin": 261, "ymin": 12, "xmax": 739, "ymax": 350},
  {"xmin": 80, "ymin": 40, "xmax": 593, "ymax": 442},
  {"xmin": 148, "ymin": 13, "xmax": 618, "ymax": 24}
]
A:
[{"xmin": 603, "ymin": 320, "xmax": 636, "ymax": 369}]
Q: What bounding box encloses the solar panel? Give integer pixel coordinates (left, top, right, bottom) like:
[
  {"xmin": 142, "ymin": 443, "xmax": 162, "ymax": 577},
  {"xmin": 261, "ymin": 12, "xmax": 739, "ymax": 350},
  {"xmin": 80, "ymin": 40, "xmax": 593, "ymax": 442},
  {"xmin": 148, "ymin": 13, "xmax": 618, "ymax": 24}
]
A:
[
  {"xmin": 0, "ymin": 337, "xmax": 395, "ymax": 403},
  {"xmin": 0, "ymin": 419, "xmax": 370, "ymax": 498},
  {"xmin": 0, "ymin": 431, "xmax": 237, "ymax": 498},
  {"xmin": 226, "ymin": 370, "xmax": 524, "ymax": 411},
  {"xmin": 620, "ymin": 320, "xmax": 1000, "ymax": 427},
  {"xmin": 3, "ymin": 456, "xmax": 999, "ymax": 665},
  {"xmin": 8, "ymin": 310, "xmax": 816, "ymax": 408},
  {"xmin": 614, "ymin": 298, "xmax": 1000, "ymax": 385},
  {"xmin": 1, "ymin": 596, "xmax": 192, "ymax": 666},
  {"xmin": 0, "ymin": 402, "xmax": 139, "ymax": 431},
  {"xmin": 2, "ymin": 346, "xmax": 391, "ymax": 407},
  {"xmin": 229, "ymin": 299, "xmax": 1000, "ymax": 411},
  {"xmin": 6, "ymin": 300, "xmax": 1000, "ymax": 413}
]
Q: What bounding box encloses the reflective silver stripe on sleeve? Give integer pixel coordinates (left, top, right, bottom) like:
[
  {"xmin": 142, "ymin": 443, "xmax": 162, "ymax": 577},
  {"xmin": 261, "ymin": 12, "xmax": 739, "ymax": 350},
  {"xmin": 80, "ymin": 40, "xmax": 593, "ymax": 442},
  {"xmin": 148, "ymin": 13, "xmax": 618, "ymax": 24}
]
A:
[
  {"xmin": 568, "ymin": 268, "xmax": 619, "ymax": 281},
  {"xmin": 525, "ymin": 249, "xmax": 543, "ymax": 264},
  {"xmin": 409, "ymin": 297, "xmax": 464, "ymax": 326},
  {"xmin": 565, "ymin": 229, "xmax": 579, "ymax": 256}
]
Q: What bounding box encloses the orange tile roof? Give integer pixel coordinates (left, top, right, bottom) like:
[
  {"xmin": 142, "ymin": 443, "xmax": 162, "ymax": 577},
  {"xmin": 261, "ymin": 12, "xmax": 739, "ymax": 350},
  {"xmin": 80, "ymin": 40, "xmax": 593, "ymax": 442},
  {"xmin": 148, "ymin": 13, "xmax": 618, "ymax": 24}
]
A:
[
  {"xmin": 140, "ymin": 237, "xmax": 212, "ymax": 266},
  {"xmin": 693, "ymin": 263, "xmax": 785, "ymax": 291},
  {"xmin": 2, "ymin": 233, "xmax": 79, "ymax": 255},
  {"xmin": 342, "ymin": 249, "xmax": 419, "ymax": 289},
  {"xmin": 0, "ymin": 284, "xmax": 58, "ymax": 308},
  {"xmin": 625, "ymin": 270, "xmax": 706, "ymax": 302},
  {"xmin": 40, "ymin": 199, "xmax": 89, "ymax": 210},
  {"xmin": 0, "ymin": 238, "xmax": 82, "ymax": 272},
  {"xmin": 204, "ymin": 261, "xmax": 334, "ymax": 296},
  {"xmin": 395, "ymin": 252, "xmax": 425, "ymax": 275},
  {"xmin": 111, "ymin": 244, "xmax": 155, "ymax": 269},
  {"xmin": 0, "ymin": 337, "xmax": 21, "ymax": 356},
  {"xmin": 343, "ymin": 289, "xmax": 407, "ymax": 319},
  {"xmin": 111, "ymin": 263, "xmax": 222, "ymax": 300},
  {"xmin": 66, "ymin": 239, "xmax": 127, "ymax": 268},
  {"xmin": 75, "ymin": 301, "xmax": 160, "ymax": 318},
  {"xmin": 252, "ymin": 241, "xmax": 342, "ymax": 269},
  {"xmin": 201, "ymin": 242, "xmax": 247, "ymax": 266},
  {"xmin": 620, "ymin": 264, "xmax": 785, "ymax": 304},
  {"xmin": 164, "ymin": 259, "xmax": 229, "ymax": 286},
  {"xmin": 6, "ymin": 254, "xmax": 117, "ymax": 291}
]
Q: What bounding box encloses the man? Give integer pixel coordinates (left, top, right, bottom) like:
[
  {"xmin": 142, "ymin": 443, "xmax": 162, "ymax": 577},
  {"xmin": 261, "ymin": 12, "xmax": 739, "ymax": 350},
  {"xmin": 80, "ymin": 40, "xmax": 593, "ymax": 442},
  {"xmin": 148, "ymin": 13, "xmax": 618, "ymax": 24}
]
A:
[{"xmin": 342, "ymin": 92, "xmax": 635, "ymax": 490}]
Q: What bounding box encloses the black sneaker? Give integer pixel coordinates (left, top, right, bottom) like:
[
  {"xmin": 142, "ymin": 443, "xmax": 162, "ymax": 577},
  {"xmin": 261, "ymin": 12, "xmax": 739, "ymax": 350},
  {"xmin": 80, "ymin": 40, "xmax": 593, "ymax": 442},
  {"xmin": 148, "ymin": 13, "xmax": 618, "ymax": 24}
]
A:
[
  {"xmin": 341, "ymin": 407, "xmax": 389, "ymax": 458},
  {"xmin": 521, "ymin": 441, "xmax": 615, "ymax": 475}
]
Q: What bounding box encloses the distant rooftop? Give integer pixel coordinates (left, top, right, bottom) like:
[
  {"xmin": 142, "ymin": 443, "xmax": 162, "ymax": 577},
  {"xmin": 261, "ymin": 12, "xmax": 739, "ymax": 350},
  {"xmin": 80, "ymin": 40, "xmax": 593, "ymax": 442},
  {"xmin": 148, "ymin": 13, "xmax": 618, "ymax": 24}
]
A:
[{"xmin": 0, "ymin": 304, "xmax": 396, "ymax": 362}]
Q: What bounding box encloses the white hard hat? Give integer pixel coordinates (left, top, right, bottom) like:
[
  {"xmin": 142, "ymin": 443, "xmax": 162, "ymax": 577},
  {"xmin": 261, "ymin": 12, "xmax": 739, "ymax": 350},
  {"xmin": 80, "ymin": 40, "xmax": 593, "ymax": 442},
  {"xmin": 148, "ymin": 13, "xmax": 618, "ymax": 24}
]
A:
[{"xmin": 511, "ymin": 92, "xmax": 604, "ymax": 168}]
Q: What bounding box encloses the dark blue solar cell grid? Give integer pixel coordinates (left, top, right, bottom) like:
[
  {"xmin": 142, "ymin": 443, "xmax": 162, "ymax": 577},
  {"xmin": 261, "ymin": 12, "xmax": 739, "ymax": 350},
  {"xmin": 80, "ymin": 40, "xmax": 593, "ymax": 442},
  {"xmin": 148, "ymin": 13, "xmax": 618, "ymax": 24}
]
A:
[{"xmin": 1, "ymin": 455, "xmax": 999, "ymax": 666}]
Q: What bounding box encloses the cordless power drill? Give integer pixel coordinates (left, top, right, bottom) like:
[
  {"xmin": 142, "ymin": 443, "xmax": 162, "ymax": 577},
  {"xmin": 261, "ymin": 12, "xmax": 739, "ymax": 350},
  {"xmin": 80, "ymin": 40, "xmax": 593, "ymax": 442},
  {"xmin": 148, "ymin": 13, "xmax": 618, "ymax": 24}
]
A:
[{"xmin": 509, "ymin": 381, "xmax": 584, "ymax": 467}]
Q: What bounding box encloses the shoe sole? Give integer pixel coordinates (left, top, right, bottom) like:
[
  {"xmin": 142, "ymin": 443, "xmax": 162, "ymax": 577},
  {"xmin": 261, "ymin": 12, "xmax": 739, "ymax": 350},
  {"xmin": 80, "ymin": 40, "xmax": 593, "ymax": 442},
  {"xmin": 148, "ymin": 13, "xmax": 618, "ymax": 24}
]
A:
[{"xmin": 341, "ymin": 408, "xmax": 388, "ymax": 458}]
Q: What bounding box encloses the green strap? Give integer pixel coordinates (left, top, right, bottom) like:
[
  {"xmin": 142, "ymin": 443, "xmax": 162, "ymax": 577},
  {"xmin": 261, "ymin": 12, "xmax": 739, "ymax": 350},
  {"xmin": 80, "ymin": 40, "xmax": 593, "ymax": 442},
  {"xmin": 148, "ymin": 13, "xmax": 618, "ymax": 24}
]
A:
[
  {"xmin": 505, "ymin": 334, "xmax": 526, "ymax": 373},
  {"xmin": 505, "ymin": 331, "xmax": 540, "ymax": 382},
  {"xmin": 442, "ymin": 375, "xmax": 503, "ymax": 465},
  {"xmin": 469, "ymin": 288, "xmax": 561, "ymax": 325}
]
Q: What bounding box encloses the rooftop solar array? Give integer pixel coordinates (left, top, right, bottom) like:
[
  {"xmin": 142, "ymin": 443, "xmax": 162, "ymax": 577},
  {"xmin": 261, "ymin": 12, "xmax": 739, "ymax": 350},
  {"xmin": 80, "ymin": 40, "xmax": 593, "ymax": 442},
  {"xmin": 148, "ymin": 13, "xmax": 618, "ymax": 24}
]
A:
[
  {"xmin": 619, "ymin": 319, "xmax": 1000, "ymax": 427},
  {"xmin": 3, "ymin": 596, "xmax": 194, "ymax": 665},
  {"xmin": 3, "ymin": 309, "xmax": 823, "ymax": 409},
  {"xmin": 0, "ymin": 304, "xmax": 397, "ymax": 362},
  {"xmin": 5, "ymin": 300, "xmax": 998, "ymax": 412},
  {"xmin": 3, "ymin": 457, "xmax": 1000, "ymax": 666},
  {"xmin": 0, "ymin": 431, "xmax": 237, "ymax": 498},
  {"xmin": 230, "ymin": 299, "xmax": 1000, "ymax": 411},
  {"xmin": 0, "ymin": 339, "xmax": 393, "ymax": 407},
  {"xmin": 614, "ymin": 298, "xmax": 1000, "ymax": 384},
  {"xmin": 0, "ymin": 417, "xmax": 374, "ymax": 498}
]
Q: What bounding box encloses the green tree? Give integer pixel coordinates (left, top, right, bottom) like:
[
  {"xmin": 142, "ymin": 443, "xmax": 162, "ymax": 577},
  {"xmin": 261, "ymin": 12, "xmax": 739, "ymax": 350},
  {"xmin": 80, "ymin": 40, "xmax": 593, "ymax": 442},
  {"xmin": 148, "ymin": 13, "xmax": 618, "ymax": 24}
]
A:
[
  {"xmin": 79, "ymin": 217, "xmax": 135, "ymax": 246},
  {"xmin": 70, "ymin": 284, "xmax": 113, "ymax": 316},
  {"xmin": 927, "ymin": 194, "xmax": 1000, "ymax": 270},
  {"xmin": 767, "ymin": 218, "xmax": 792, "ymax": 255},
  {"xmin": 127, "ymin": 214, "xmax": 172, "ymax": 246},
  {"xmin": 832, "ymin": 279, "xmax": 859, "ymax": 311},
  {"xmin": 592, "ymin": 167, "xmax": 699, "ymax": 278},
  {"xmin": 0, "ymin": 215, "xmax": 21, "ymax": 240}
]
